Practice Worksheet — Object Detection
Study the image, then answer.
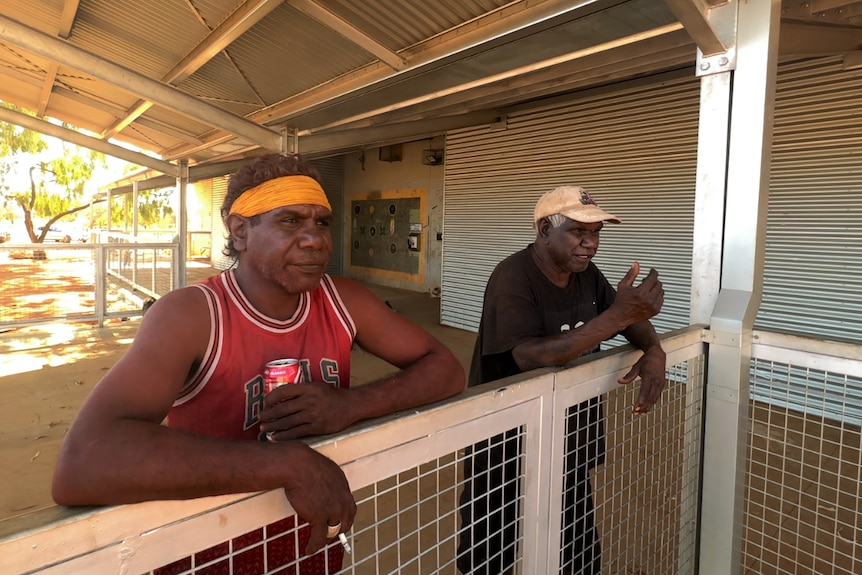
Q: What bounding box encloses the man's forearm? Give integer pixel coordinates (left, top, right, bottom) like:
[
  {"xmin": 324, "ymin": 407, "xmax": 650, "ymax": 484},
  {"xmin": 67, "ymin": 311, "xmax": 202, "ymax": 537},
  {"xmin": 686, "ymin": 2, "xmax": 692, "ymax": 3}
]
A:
[
  {"xmin": 53, "ymin": 418, "xmax": 313, "ymax": 506},
  {"xmin": 513, "ymin": 310, "xmax": 628, "ymax": 371},
  {"xmin": 342, "ymin": 348, "xmax": 465, "ymax": 425},
  {"xmin": 622, "ymin": 320, "xmax": 663, "ymax": 354}
]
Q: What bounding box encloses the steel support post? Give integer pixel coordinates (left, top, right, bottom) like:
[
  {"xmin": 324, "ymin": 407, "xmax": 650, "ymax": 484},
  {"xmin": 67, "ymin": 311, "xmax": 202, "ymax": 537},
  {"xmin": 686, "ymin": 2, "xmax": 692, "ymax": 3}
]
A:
[
  {"xmin": 698, "ymin": 1, "xmax": 781, "ymax": 574},
  {"xmin": 176, "ymin": 160, "xmax": 189, "ymax": 289}
]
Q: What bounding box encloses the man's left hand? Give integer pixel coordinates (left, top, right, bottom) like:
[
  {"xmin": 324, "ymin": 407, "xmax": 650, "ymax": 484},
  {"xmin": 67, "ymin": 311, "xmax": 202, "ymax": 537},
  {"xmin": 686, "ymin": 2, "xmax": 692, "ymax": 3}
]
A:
[
  {"xmin": 260, "ymin": 382, "xmax": 352, "ymax": 440},
  {"xmin": 617, "ymin": 346, "xmax": 667, "ymax": 415}
]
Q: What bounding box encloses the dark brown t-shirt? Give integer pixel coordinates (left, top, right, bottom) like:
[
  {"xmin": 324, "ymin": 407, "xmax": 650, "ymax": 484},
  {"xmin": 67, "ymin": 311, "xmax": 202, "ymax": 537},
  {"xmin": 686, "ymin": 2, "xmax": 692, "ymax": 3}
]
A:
[{"xmin": 469, "ymin": 245, "xmax": 617, "ymax": 387}]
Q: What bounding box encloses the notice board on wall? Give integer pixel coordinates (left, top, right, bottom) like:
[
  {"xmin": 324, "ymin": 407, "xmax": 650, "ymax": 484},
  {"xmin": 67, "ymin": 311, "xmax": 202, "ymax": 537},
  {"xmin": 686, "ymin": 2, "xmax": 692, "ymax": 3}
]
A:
[{"xmin": 349, "ymin": 189, "xmax": 425, "ymax": 282}]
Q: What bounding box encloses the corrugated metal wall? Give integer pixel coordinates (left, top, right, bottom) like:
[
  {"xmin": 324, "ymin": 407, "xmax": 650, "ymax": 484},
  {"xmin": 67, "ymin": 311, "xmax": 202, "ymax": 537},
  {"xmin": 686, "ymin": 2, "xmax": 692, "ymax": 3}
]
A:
[
  {"xmin": 442, "ymin": 77, "xmax": 700, "ymax": 333},
  {"xmin": 443, "ymin": 57, "xmax": 862, "ymax": 347},
  {"xmin": 210, "ymin": 176, "xmax": 232, "ymax": 271},
  {"xmin": 758, "ymin": 57, "xmax": 862, "ymax": 342},
  {"xmin": 314, "ymin": 155, "xmax": 346, "ymax": 276},
  {"xmin": 754, "ymin": 57, "xmax": 862, "ymax": 423}
]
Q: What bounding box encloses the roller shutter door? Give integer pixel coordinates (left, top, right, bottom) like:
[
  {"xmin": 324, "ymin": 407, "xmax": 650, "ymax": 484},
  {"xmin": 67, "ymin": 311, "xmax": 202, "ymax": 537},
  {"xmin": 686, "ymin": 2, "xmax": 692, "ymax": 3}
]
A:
[
  {"xmin": 754, "ymin": 57, "xmax": 862, "ymax": 424},
  {"xmin": 758, "ymin": 57, "xmax": 862, "ymax": 341},
  {"xmin": 210, "ymin": 176, "xmax": 232, "ymax": 271},
  {"xmin": 313, "ymin": 156, "xmax": 346, "ymax": 276},
  {"xmin": 442, "ymin": 57, "xmax": 861, "ymax": 423},
  {"xmin": 442, "ymin": 77, "xmax": 700, "ymax": 334}
]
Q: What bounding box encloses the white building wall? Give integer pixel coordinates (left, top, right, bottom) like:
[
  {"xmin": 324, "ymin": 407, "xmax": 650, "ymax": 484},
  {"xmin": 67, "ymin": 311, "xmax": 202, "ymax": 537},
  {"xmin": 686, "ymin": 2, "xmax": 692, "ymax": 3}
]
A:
[{"xmin": 342, "ymin": 137, "xmax": 446, "ymax": 294}]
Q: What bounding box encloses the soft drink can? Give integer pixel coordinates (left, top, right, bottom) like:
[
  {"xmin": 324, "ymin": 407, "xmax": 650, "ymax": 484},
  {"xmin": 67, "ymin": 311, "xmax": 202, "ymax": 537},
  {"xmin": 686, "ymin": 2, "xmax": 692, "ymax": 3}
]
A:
[{"xmin": 263, "ymin": 358, "xmax": 303, "ymax": 393}]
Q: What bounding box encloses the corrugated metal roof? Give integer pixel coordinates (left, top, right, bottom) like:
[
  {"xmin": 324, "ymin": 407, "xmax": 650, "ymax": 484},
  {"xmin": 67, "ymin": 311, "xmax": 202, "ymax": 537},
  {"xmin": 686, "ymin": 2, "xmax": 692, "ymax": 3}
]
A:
[{"xmin": 0, "ymin": 0, "xmax": 859, "ymax": 171}]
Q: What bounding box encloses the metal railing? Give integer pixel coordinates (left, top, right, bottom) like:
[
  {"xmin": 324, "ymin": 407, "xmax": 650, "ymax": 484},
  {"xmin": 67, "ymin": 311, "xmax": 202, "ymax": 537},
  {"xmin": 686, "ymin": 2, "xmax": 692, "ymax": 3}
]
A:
[
  {"xmin": 0, "ymin": 242, "xmax": 179, "ymax": 329},
  {"xmin": 742, "ymin": 331, "xmax": 862, "ymax": 575},
  {"xmin": 1, "ymin": 327, "xmax": 707, "ymax": 575}
]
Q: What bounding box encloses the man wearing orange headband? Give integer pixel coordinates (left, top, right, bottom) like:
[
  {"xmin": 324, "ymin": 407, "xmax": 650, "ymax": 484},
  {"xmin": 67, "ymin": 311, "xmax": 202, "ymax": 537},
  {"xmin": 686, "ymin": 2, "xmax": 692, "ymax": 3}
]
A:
[{"xmin": 53, "ymin": 153, "xmax": 466, "ymax": 575}]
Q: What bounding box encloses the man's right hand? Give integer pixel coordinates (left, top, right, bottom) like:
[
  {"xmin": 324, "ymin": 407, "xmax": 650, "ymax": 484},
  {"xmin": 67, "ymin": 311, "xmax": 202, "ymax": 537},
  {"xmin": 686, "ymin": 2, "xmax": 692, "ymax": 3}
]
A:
[
  {"xmin": 613, "ymin": 262, "xmax": 664, "ymax": 325},
  {"xmin": 282, "ymin": 443, "xmax": 357, "ymax": 555}
]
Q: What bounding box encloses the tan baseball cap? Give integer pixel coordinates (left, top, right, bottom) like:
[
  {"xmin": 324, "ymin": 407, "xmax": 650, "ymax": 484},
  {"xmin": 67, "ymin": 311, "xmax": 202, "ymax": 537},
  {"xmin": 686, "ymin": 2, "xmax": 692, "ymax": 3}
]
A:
[{"xmin": 534, "ymin": 186, "xmax": 621, "ymax": 225}]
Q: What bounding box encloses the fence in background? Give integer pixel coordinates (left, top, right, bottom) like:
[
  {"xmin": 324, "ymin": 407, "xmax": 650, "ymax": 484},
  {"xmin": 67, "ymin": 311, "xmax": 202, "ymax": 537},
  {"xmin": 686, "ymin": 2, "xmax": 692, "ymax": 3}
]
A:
[
  {"xmin": 0, "ymin": 242, "xmax": 179, "ymax": 329},
  {"xmin": 2, "ymin": 328, "xmax": 706, "ymax": 575}
]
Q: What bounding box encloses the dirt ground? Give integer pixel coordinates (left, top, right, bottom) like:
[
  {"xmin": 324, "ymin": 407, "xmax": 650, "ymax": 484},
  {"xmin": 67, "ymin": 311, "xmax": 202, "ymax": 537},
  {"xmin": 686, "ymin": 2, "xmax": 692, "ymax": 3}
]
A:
[
  {"xmin": 0, "ymin": 261, "xmax": 476, "ymax": 530},
  {"xmin": 0, "ymin": 321, "xmax": 138, "ymax": 521}
]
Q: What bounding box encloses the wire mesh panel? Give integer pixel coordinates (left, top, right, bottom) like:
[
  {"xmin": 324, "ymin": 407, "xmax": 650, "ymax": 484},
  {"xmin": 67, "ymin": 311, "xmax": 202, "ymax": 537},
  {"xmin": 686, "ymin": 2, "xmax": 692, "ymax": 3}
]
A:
[
  {"xmin": 149, "ymin": 515, "xmax": 345, "ymax": 575},
  {"xmin": 127, "ymin": 382, "xmax": 551, "ymax": 575},
  {"xmin": 550, "ymin": 339, "xmax": 706, "ymax": 575},
  {"xmin": 0, "ymin": 242, "xmax": 179, "ymax": 329},
  {"xmin": 143, "ymin": 447, "xmax": 513, "ymax": 575},
  {"xmin": 744, "ymin": 357, "xmax": 862, "ymax": 575},
  {"xmin": 454, "ymin": 427, "xmax": 527, "ymax": 575},
  {"xmin": 591, "ymin": 358, "xmax": 704, "ymax": 575},
  {"xmin": 0, "ymin": 244, "xmax": 96, "ymax": 325},
  {"xmin": 347, "ymin": 452, "xmax": 466, "ymax": 574}
]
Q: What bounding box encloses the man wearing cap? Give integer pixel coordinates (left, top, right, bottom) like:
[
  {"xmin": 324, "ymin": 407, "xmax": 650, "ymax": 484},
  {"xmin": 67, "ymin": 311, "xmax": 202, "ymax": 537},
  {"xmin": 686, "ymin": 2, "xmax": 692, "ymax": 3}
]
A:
[
  {"xmin": 53, "ymin": 153, "xmax": 466, "ymax": 574},
  {"xmin": 457, "ymin": 186, "xmax": 666, "ymax": 575}
]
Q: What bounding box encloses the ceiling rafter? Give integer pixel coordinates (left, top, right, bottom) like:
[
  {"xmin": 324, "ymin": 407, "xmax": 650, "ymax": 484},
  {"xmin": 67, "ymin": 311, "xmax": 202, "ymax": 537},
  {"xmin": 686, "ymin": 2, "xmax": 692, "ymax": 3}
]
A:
[
  {"xmin": 102, "ymin": 0, "xmax": 283, "ymax": 140},
  {"xmin": 0, "ymin": 13, "xmax": 282, "ymax": 151},
  {"xmin": 288, "ymin": 0, "xmax": 408, "ymax": 71},
  {"xmin": 163, "ymin": 0, "xmax": 622, "ymax": 159},
  {"xmin": 0, "ymin": 105, "xmax": 177, "ymax": 174},
  {"xmin": 36, "ymin": 0, "xmax": 80, "ymax": 117},
  {"xmin": 261, "ymin": 0, "xmax": 620, "ymax": 124},
  {"xmin": 810, "ymin": 0, "xmax": 861, "ymax": 12},
  {"xmin": 325, "ymin": 34, "xmax": 695, "ymax": 132},
  {"xmin": 664, "ymin": 0, "xmax": 731, "ymax": 56},
  {"xmin": 299, "ymin": 22, "xmax": 685, "ymax": 136}
]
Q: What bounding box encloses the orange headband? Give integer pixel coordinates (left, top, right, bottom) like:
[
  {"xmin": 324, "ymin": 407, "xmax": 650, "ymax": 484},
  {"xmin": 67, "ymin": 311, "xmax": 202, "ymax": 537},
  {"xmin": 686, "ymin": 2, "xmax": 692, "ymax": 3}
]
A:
[{"xmin": 229, "ymin": 175, "xmax": 332, "ymax": 217}]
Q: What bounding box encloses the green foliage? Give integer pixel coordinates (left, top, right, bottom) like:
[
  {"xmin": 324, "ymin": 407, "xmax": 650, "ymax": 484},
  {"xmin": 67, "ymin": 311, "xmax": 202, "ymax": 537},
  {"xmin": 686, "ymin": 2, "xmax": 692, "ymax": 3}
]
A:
[
  {"xmin": 139, "ymin": 188, "xmax": 176, "ymax": 226},
  {"xmin": 0, "ymin": 104, "xmax": 48, "ymax": 200},
  {"xmin": 0, "ymin": 105, "xmax": 47, "ymax": 157},
  {"xmin": 0, "ymin": 102, "xmax": 177, "ymax": 242},
  {"xmin": 87, "ymin": 187, "xmax": 176, "ymax": 230}
]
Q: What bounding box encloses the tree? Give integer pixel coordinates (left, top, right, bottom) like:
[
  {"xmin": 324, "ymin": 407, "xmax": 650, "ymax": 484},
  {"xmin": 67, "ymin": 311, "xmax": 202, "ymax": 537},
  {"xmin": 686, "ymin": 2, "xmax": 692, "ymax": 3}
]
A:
[
  {"xmin": 0, "ymin": 103, "xmax": 109, "ymax": 243},
  {"xmin": 1, "ymin": 103, "xmax": 177, "ymax": 245},
  {"xmin": 0, "ymin": 105, "xmax": 48, "ymax": 230}
]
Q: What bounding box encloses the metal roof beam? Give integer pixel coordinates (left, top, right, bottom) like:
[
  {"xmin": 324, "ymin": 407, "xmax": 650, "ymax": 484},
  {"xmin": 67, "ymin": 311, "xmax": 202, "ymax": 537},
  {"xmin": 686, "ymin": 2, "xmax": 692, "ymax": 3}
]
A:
[
  {"xmin": 299, "ymin": 23, "xmax": 684, "ymax": 135},
  {"xmin": 36, "ymin": 0, "xmax": 80, "ymax": 117},
  {"xmin": 779, "ymin": 22, "xmax": 862, "ymax": 55},
  {"xmin": 0, "ymin": 14, "xmax": 282, "ymax": 151},
  {"xmin": 251, "ymin": 0, "xmax": 622, "ymax": 124},
  {"xmin": 665, "ymin": 0, "xmax": 731, "ymax": 56},
  {"xmin": 102, "ymin": 0, "xmax": 283, "ymax": 139},
  {"xmin": 810, "ymin": 0, "xmax": 859, "ymax": 12},
  {"xmin": 163, "ymin": 0, "xmax": 625, "ymax": 159},
  {"xmin": 0, "ymin": 106, "xmax": 178, "ymax": 175},
  {"xmin": 289, "ymin": 0, "xmax": 407, "ymax": 70},
  {"xmin": 297, "ymin": 111, "xmax": 499, "ymax": 155}
]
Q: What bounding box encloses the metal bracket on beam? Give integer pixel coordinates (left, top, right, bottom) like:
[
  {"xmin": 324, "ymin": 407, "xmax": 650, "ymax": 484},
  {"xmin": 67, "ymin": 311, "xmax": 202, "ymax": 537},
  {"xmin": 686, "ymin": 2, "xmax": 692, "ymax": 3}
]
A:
[
  {"xmin": 666, "ymin": 0, "xmax": 738, "ymax": 77},
  {"xmin": 844, "ymin": 50, "xmax": 862, "ymax": 70},
  {"xmin": 701, "ymin": 328, "xmax": 742, "ymax": 348},
  {"xmin": 281, "ymin": 127, "xmax": 299, "ymax": 154},
  {"xmin": 490, "ymin": 114, "xmax": 508, "ymax": 132}
]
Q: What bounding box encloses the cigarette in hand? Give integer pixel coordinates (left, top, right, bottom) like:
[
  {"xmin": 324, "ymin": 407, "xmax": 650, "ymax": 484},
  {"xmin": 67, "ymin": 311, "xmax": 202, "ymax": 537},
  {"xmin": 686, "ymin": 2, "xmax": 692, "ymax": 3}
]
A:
[{"xmin": 338, "ymin": 532, "xmax": 352, "ymax": 554}]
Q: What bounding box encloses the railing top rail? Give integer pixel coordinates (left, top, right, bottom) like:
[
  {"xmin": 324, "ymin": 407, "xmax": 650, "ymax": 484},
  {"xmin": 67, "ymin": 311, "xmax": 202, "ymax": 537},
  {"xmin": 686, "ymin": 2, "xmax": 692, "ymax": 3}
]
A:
[{"xmin": 753, "ymin": 329, "xmax": 862, "ymax": 362}]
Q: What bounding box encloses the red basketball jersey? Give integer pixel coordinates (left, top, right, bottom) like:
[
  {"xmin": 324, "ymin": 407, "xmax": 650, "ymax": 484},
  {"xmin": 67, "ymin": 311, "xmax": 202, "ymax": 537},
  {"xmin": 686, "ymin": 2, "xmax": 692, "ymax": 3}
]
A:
[
  {"xmin": 158, "ymin": 270, "xmax": 355, "ymax": 574},
  {"xmin": 167, "ymin": 270, "xmax": 355, "ymax": 440}
]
